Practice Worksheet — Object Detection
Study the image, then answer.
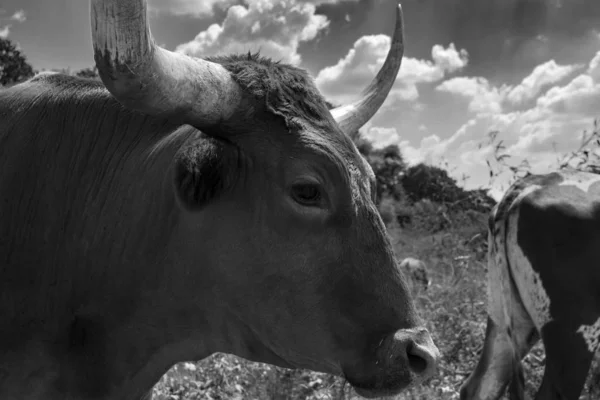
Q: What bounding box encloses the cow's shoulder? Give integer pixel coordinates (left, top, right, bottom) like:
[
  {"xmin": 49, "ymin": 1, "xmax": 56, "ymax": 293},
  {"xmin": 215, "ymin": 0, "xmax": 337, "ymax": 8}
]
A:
[
  {"xmin": 27, "ymin": 72, "xmax": 106, "ymax": 93},
  {"xmin": 0, "ymin": 73, "xmax": 110, "ymax": 110}
]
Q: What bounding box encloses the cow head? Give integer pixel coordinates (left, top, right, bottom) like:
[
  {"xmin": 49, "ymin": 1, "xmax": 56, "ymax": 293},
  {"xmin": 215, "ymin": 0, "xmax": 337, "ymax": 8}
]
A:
[{"xmin": 91, "ymin": 0, "xmax": 440, "ymax": 397}]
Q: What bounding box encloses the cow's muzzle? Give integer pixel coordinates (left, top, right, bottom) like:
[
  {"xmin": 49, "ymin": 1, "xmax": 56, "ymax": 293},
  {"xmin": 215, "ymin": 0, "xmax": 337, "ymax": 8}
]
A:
[{"xmin": 345, "ymin": 327, "xmax": 440, "ymax": 398}]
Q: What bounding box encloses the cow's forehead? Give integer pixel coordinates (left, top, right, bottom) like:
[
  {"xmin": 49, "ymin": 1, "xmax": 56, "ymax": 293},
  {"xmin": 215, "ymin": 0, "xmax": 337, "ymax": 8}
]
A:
[
  {"xmin": 316, "ymin": 129, "xmax": 374, "ymax": 211},
  {"xmin": 289, "ymin": 111, "xmax": 374, "ymax": 211}
]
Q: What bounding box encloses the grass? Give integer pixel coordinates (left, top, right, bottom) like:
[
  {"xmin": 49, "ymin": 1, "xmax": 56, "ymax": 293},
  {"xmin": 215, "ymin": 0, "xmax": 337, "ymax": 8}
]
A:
[{"xmin": 151, "ymin": 202, "xmax": 600, "ymax": 400}]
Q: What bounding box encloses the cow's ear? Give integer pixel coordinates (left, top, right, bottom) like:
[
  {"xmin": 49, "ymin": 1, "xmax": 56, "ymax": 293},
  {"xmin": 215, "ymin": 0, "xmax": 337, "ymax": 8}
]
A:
[{"xmin": 174, "ymin": 135, "xmax": 240, "ymax": 211}]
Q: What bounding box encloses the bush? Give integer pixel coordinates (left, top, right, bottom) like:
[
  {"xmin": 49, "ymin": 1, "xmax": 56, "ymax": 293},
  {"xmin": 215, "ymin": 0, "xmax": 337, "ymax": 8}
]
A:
[
  {"xmin": 401, "ymin": 164, "xmax": 495, "ymax": 214},
  {"xmin": 378, "ymin": 196, "xmax": 401, "ymax": 227}
]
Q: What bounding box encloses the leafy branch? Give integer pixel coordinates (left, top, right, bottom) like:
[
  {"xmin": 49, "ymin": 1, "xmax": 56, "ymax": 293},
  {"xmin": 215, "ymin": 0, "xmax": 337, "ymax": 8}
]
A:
[{"xmin": 481, "ymin": 118, "xmax": 600, "ymax": 192}]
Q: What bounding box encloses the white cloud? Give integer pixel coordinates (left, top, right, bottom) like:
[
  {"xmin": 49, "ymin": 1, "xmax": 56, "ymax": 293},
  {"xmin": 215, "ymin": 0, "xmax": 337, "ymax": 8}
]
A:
[
  {"xmin": 589, "ymin": 51, "xmax": 600, "ymax": 82},
  {"xmin": 175, "ymin": 0, "xmax": 329, "ymax": 65},
  {"xmin": 0, "ymin": 25, "xmax": 10, "ymax": 38},
  {"xmin": 150, "ymin": 0, "xmax": 357, "ymax": 18},
  {"xmin": 360, "ymin": 127, "xmax": 439, "ymax": 167},
  {"xmin": 315, "ymin": 37, "xmax": 468, "ymax": 105},
  {"xmin": 408, "ymin": 50, "xmax": 600, "ymax": 196},
  {"xmin": 10, "ymin": 9, "xmax": 26, "ymax": 23},
  {"xmin": 436, "ymin": 58, "xmax": 582, "ymax": 116},
  {"xmin": 0, "ymin": 8, "xmax": 26, "ymax": 38},
  {"xmin": 364, "ymin": 127, "xmax": 402, "ymax": 148},
  {"xmin": 148, "ymin": 0, "xmax": 233, "ymax": 17},
  {"xmin": 506, "ymin": 59, "xmax": 581, "ymax": 105},
  {"xmin": 536, "ymin": 74, "xmax": 600, "ymax": 116},
  {"xmin": 430, "ymin": 43, "xmax": 469, "ymax": 74},
  {"xmin": 436, "ymin": 76, "xmax": 508, "ymax": 114}
]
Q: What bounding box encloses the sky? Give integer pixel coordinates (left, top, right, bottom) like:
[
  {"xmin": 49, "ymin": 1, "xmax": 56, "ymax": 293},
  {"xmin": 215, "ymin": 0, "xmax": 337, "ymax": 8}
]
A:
[{"xmin": 1, "ymin": 0, "xmax": 600, "ymax": 199}]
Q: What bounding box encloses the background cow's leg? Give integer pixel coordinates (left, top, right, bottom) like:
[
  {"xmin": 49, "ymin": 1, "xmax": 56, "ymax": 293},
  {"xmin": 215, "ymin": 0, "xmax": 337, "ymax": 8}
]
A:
[
  {"xmin": 508, "ymin": 359, "xmax": 526, "ymax": 400},
  {"xmin": 534, "ymin": 321, "xmax": 594, "ymax": 400},
  {"xmin": 460, "ymin": 316, "xmax": 514, "ymax": 400},
  {"xmin": 460, "ymin": 310, "xmax": 538, "ymax": 400},
  {"xmin": 461, "ymin": 221, "xmax": 540, "ymax": 400},
  {"xmin": 506, "ymin": 287, "xmax": 540, "ymax": 400},
  {"xmin": 507, "ymin": 326, "xmax": 539, "ymax": 400},
  {"xmin": 460, "ymin": 223, "xmax": 514, "ymax": 400}
]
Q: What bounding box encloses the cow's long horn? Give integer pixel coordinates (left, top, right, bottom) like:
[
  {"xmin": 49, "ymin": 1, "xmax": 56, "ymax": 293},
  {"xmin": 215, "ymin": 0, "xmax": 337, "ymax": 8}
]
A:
[
  {"xmin": 90, "ymin": 0, "xmax": 243, "ymax": 128},
  {"xmin": 331, "ymin": 2, "xmax": 404, "ymax": 135}
]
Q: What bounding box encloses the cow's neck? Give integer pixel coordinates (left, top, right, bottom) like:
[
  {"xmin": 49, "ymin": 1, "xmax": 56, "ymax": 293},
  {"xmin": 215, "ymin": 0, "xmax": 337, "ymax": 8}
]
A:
[
  {"xmin": 0, "ymin": 101, "xmax": 217, "ymax": 398},
  {"xmin": 54, "ymin": 117, "xmax": 216, "ymax": 399}
]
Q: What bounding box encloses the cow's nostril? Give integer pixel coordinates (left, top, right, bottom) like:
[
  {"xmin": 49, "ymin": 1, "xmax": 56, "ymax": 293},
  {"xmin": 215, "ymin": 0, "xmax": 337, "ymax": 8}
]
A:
[
  {"xmin": 391, "ymin": 328, "xmax": 440, "ymax": 381},
  {"xmin": 407, "ymin": 350, "xmax": 428, "ymax": 374}
]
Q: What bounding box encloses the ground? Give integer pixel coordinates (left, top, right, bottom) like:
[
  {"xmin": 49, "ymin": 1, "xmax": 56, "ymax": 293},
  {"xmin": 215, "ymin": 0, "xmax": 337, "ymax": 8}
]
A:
[{"xmin": 151, "ymin": 200, "xmax": 599, "ymax": 400}]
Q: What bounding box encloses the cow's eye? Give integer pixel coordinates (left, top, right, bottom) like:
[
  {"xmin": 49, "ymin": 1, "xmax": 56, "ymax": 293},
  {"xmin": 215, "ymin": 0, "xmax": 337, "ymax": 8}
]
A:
[{"xmin": 291, "ymin": 183, "xmax": 322, "ymax": 207}]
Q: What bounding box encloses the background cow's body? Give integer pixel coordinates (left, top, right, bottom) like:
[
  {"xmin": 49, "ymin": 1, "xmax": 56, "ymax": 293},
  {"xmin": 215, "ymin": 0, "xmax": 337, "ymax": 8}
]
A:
[{"xmin": 461, "ymin": 169, "xmax": 600, "ymax": 400}]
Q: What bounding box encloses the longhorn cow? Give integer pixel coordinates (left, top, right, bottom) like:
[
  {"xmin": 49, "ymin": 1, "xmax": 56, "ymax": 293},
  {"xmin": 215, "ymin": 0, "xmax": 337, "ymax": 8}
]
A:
[{"xmin": 0, "ymin": 1, "xmax": 440, "ymax": 399}]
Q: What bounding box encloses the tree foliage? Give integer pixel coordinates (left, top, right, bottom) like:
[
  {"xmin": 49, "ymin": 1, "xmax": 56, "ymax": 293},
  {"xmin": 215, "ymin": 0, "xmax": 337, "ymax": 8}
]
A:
[
  {"xmin": 402, "ymin": 164, "xmax": 459, "ymax": 204},
  {"xmin": 402, "ymin": 163, "xmax": 494, "ymax": 213},
  {"xmin": 0, "ymin": 37, "xmax": 34, "ymax": 86},
  {"xmin": 366, "ymin": 144, "xmax": 407, "ymax": 202}
]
